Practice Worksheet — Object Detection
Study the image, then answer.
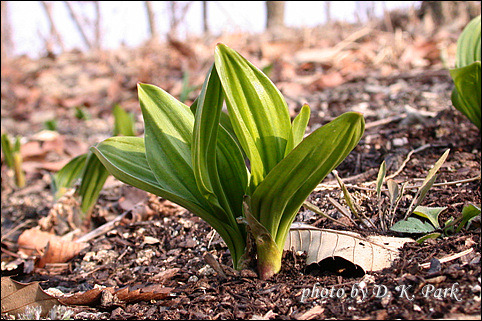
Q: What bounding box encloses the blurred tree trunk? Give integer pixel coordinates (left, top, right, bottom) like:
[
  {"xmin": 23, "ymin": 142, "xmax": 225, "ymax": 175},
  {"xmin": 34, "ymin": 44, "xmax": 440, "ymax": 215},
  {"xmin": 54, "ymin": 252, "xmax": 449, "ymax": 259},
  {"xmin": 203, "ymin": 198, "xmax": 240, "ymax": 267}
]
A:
[
  {"xmin": 1, "ymin": 1, "xmax": 13, "ymax": 62},
  {"xmin": 265, "ymin": 1, "xmax": 285, "ymax": 31},
  {"xmin": 418, "ymin": 1, "xmax": 480, "ymax": 33},
  {"xmin": 40, "ymin": 1, "xmax": 65, "ymax": 53},
  {"xmin": 202, "ymin": 1, "xmax": 209, "ymax": 34},
  {"xmin": 324, "ymin": 1, "xmax": 331, "ymax": 24},
  {"xmin": 145, "ymin": 1, "xmax": 158, "ymax": 41},
  {"xmin": 93, "ymin": 1, "xmax": 101, "ymax": 50}
]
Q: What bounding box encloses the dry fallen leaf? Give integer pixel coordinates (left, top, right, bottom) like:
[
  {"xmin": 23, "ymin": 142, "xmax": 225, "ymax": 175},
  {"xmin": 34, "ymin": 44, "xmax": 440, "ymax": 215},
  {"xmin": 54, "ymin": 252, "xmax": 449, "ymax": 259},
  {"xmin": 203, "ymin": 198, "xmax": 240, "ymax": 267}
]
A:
[
  {"xmin": 285, "ymin": 223, "xmax": 414, "ymax": 273},
  {"xmin": 1, "ymin": 277, "xmax": 61, "ymax": 317},
  {"xmin": 37, "ymin": 238, "xmax": 88, "ymax": 268},
  {"xmin": 17, "ymin": 228, "xmax": 88, "ymax": 267},
  {"xmin": 58, "ymin": 285, "xmax": 172, "ymax": 306}
]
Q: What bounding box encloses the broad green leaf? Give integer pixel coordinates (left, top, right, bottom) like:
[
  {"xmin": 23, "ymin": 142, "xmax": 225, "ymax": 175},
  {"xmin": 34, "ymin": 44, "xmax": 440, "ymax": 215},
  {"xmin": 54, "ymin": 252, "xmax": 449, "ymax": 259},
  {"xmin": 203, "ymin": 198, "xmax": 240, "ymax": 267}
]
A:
[
  {"xmin": 137, "ymin": 83, "xmax": 204, "ymax": 205},
  {"xmin": 455, "ymin": 15, "xmax": 481, "ymax": 68},
  {"xmin": 91, "ymin": 137, "xmax": 209, "ymax": 217},
  {"xmin": 113, "ymin": 104, "xmax": 137, "ymax": 136},
  {"xmin": 250, "ymin": 112, "xmax": 365, "ymax": 248},
  {"xmin": 52, "ymin": 153, "xmax": 88, "ymax": 200},
  {"xmin": 192, "ymin": 65, "xmax": 248, "ymax": 236},
  {"xmin": 416, "ymin": 232, "xmax": 441, "ymax": 244},
  {"xmin": 390, "ymin": 217, "xmax": 435, "ymax": 234},
  {"xmin": 450, "ymin": 62, "xmax": 481, "ymax": 129},
  {"xmin": 456, "ymin": 203, "xmax": 481, "ymax": 233},
  {"xmin": 412, "ymin": 206, "xmax": 446, "ymax": 229},
  {"xmin": 376, "ymin": 161, "xmax": 386, "ymax": 199},
  {"xmin": 285, "ymin": 104, "xmax": 311, "ymax": 155},
  {"xmin": 91, "ymin": 136, "xmax": 244, "ymax": 268},
  {"xmin": 192, "ymin": 65, "xmax": 223, "ymax": 202},
  {"xmin": 77, "ymin": 151, "xmax": 110, "ymax": 214},
  {"xmin": 214, "ymin": 43, "xmax": 292, "ymax": 190}
]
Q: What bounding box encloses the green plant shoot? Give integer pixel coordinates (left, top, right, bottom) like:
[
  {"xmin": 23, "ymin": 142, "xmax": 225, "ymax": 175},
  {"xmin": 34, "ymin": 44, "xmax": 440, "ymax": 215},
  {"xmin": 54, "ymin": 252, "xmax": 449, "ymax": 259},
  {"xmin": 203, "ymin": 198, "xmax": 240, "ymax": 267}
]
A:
[
  {"xmin": 91, "ymin": 44, "xmax": 365, "ymax": 279},
  {"xmin": 450, "ymin": 15, "xmax": 481, "ymax": 129},
  {"xmin": 1, "ymin": 133, "xmax": 25, "ymax": 188}
]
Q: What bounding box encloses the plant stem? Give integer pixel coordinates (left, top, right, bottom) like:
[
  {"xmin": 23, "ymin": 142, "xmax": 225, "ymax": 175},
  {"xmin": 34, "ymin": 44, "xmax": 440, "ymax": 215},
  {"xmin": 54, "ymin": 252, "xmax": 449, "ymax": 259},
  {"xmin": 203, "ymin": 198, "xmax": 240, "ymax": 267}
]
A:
[
  {"xmin": 243, "ymin": 197, "xmax": 282, "ymax": 279},
  {"xmin": 13, "ymin": 153, "xmax": 25, "ymax": 188}
]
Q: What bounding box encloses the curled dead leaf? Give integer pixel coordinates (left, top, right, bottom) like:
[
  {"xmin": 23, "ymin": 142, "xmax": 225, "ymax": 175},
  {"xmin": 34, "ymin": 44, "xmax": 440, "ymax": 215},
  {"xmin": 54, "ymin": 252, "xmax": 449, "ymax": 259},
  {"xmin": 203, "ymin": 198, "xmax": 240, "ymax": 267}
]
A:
[{"xmin": 17, "ymin": 228, "xmax": 88, "ymax": 267}]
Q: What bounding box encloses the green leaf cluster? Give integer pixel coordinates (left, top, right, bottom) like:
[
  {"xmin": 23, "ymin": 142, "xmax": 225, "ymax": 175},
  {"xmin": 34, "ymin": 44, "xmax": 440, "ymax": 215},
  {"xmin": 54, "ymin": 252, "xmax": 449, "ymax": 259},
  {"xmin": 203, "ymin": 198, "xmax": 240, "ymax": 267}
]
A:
[
  {"xmin": 91, "ymin": 44, "xmax": 365, "ymax": 279},
  {"xmin": 391, "ymin": 204, "xmax": 480, "ymax": 243},
  {"xmin": 450, "ymin": 15, "xmax": 481, "ymax": 129}
]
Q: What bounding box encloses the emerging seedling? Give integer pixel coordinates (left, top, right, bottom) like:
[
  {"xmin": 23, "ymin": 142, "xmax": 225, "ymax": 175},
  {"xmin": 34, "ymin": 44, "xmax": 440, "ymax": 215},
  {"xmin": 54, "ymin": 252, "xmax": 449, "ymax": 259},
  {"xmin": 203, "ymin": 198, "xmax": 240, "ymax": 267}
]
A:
[
  {"xmin": 1, "ymin": 133, "xmax": 25, "ymax": 188},
  {"xmin": 92, "ymin": 43, "xmax": 365, "ymax": 279}
]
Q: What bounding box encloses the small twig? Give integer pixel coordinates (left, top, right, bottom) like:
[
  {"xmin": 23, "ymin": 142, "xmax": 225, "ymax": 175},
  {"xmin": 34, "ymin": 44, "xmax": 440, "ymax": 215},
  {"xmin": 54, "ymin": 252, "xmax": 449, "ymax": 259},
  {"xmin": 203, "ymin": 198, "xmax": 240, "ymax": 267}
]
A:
[
  {"xmin": 74, "ymin": 211, "xmax": 130, "ymax": 243},
  {"xmin": 1, "ymin": 219, "xmax": 35, "ymax": 242},
  {"xmin": 420, "ymin": 248, "xmax": 474, "ymax": 269},
  {"xmin": 364, "ymin": 113, "xmax": 407, "ymax": 129},
  {"xmin": 386, "ymin": 144, "xmax": 431, "ymax": 180},
  {"xmin": 303, "ymin": 200, "xmax": 351, "ymax": 228},
  {"xmin": 324, "ymin": 175, "xmax": 481, "ymax": 193}
]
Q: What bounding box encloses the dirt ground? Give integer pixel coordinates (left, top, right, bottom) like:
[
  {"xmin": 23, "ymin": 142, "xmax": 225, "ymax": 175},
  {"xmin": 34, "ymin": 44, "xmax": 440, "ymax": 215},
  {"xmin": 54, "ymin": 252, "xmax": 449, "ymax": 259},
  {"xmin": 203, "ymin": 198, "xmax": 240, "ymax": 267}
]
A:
[{"xmin": 1, "ymin": 14, "xmax": 481, "ymax": 320}]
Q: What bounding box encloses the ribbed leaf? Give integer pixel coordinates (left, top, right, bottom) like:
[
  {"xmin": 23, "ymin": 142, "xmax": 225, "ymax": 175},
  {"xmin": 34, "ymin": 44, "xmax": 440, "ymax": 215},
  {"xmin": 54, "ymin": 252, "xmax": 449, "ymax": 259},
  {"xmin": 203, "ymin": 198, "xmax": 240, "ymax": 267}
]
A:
[
  {"xmin": 91, "ymin": 136, "xmax": 244, "ymax": 268},
  {"xmin": 77, "ymin": 151, "xmax": 110, "ymax": 214},
  {"xmin": 450, "ymin": 62, "xmax": 481, "ymax": 129},
  {"xmin": 137, "ymin": 83, "xmax": 205, "ymax": 206},
  {"xmin": 250, "ymin": 112, "xmax": 365, "ymax": 249},
  {"xmin": 214, "ymin": 43, "xmax": 292, "ymax": 190},
  {"xmin": 52, "ymin": 153, "xmax": 88, "ymax": 200},
  {"xmin": 285, "ymin": 104, "xmax": 311, "ymax": 155},
  {"xmin": 192, "ymin": 65, "xmax": 224, "ymax": 201},
  {"xmin": 91, "ymin": 137, "xmax": 210, "ymax": 217},
  {"xmin": 456, "ymin": 15, "xmax": 481, "ymax": 68},
  {"xmin": 192, "ymin": 65, "xmax": 248, "ymax": 219},
  {"xmin": 192, "ymin": 66, "xmax": 248, "ymax": 264}
]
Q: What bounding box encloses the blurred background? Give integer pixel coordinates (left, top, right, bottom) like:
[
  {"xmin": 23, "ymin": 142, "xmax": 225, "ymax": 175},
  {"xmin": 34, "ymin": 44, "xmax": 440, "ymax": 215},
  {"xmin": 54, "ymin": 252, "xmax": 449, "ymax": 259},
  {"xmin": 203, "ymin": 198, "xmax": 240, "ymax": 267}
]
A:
[
  {"xmin": 2, "ymin": 1, "xmax": 421, "ymax": 59},
  {"xmin": 1, "ymin": 1, "xmax": 481, "ymax": 139},
  {"xmin": 2, "ymin": 1, "xmax": 480, "ymax": 60}
]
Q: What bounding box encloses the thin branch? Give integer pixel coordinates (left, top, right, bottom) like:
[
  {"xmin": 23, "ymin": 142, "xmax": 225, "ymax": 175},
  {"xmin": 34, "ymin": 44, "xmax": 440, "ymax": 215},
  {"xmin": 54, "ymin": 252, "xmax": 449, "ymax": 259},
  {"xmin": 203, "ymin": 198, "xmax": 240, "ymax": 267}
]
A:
[
  {"xmin": 64, "ymin": 1, "xmax": 93, "ymax": 50},
  {"xmin": 302, "ymin": 200, "xmax": 351, "ymax": 228},
  {"xmin": 40, "ymin": 1, "xmax": 65, "ymax": 52},
  {"xmin": 420, "ymin": 248, "xmax": 474, "ymax": 269}
]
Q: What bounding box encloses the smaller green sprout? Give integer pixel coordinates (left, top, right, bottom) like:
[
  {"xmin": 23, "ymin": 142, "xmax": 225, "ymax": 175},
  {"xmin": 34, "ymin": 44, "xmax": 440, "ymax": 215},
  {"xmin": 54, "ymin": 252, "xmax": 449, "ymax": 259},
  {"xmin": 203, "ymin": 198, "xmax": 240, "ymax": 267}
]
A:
[{"xmin": 1, "ymin": 133, "xmax": 25, "ymax": 188}]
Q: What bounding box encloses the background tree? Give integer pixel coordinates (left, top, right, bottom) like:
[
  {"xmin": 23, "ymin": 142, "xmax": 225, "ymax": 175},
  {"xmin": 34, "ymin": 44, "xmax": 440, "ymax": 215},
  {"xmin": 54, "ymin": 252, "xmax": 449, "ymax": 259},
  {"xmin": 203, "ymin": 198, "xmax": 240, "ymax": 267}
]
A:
[
  {"xmin": 1, "ymin": 1, "xmax": 13, "ymax": 62},
  {"xmin": 265, "ymin": 1, "xmax": 285, "ymax": 31}
]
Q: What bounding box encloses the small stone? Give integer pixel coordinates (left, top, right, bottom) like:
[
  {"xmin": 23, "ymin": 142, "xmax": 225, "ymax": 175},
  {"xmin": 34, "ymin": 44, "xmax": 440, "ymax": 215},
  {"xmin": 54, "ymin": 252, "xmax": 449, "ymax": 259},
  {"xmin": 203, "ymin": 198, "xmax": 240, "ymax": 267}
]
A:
[
  {"xmin": 188, "ymin": 275, "xmax": 199, "ymax": 282},
  {"xmin": 392, "ymin": 137, "xmax": 408, "ymax": 147}
]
